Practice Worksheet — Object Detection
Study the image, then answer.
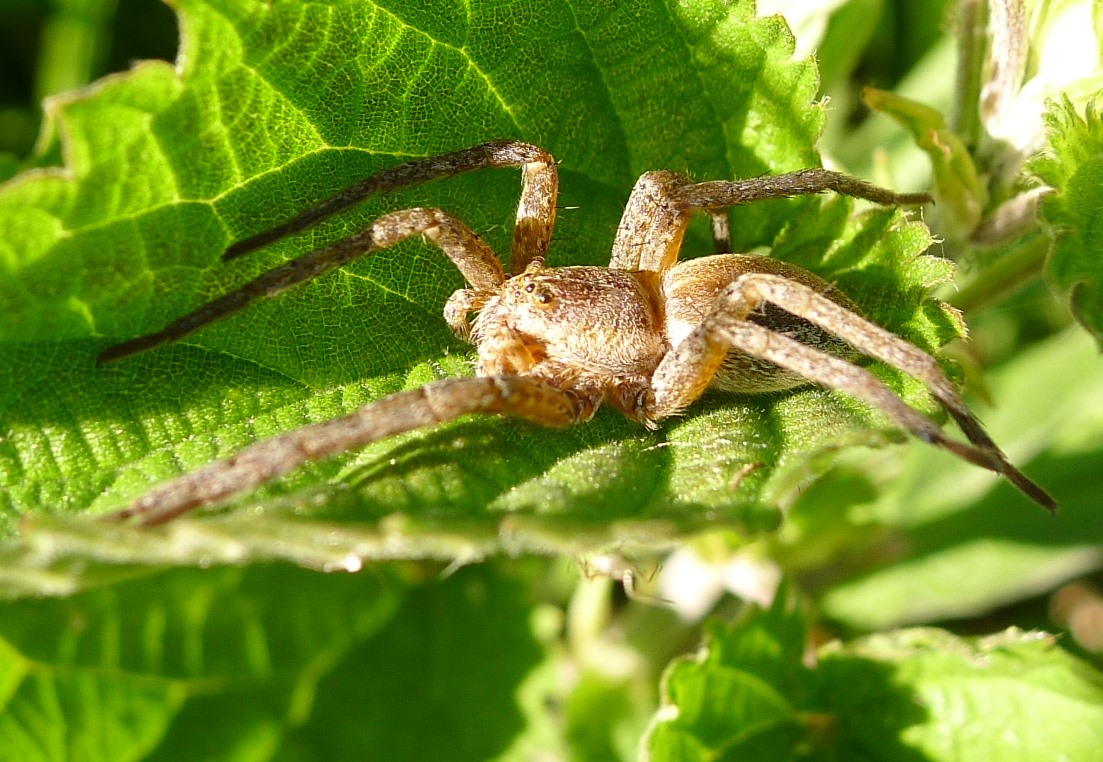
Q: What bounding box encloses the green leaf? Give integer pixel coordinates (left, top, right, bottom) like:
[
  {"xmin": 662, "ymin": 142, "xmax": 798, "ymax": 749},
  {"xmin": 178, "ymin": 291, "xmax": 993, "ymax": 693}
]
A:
[
  {"xmin": 0, "ymin": 561, "xmax": 543, "ymax": 761},
  {"xmin": 0, "ymin": 563, "xmax": 404, "ymax": 760},
  {"xmin": 645, "ymin": 594, "xmax": 810, "ymax": 760},
  {"xmin": 0, "ymin": 0, "xmax": 955, "ymax": 570},
  {"xmin": 814, "ymin": 628, "xmax": 1103, "ymax": 762},
  {"xmin": 794, "ymin": 325, "xmax": 1103, "ymax": 630},
  {"xmin": 290, "ymin": 565, "xmax": 543, "ymax": 761},
  {"xmin": 645, "ymin": 601, "xmax": 1103, "ymax": 762},
  {"xmin": 1032, "ymin": 96, "xmax": 1103, "ymax": 346}
]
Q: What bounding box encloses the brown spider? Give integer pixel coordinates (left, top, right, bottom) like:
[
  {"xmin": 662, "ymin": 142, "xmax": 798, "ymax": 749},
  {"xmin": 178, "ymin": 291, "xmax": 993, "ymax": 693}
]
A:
[{"xmin": 98, "ymin": 140, "xmax": 1055, "ymax": 524}]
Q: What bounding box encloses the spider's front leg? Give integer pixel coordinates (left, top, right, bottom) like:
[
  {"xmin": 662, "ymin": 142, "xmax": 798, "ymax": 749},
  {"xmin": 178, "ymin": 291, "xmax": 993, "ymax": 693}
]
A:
[
  {"xmin": 98, "ymin": 209, "xmax": 507, "ymax": 361},
  {"xmin": 609, "ymin": 168, "xmax": 932, "ymax": 272},
  {"xmin": 222, "ymin": 139, "xmax": 559, "ymax": 272},
  {"xmin": 96, "ymin": 141, "xmax": 570, "ymax": 523},
  {"xmin": 644, "ymin": 272, "xmax": 1056, "ymax": 512},
  {"xmin": 107, "ymin": 375, "xmax": 589, "ymax": 525},
  {"xmin": 98, "ymin": 140, "xmax": 559, "ymax": 362}
]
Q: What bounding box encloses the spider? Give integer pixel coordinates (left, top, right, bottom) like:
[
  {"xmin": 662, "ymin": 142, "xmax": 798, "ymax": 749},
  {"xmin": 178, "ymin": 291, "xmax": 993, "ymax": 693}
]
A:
[{"xmin": 98, "ymin": 140, "xmax": 1055, "ymax": 524}]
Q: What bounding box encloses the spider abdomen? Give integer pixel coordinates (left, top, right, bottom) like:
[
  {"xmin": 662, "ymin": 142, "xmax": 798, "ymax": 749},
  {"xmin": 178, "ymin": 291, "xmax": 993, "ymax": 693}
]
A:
[{"xmin": 664, "ymin": 254, "xmax": 860, "ymax": 393}]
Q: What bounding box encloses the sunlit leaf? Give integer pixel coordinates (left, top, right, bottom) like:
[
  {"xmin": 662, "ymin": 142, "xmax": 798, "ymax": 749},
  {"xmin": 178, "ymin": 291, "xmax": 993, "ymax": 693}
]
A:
[
  {"xmin": 2, "ymin": 0, "xmax": 952, "ymax": 569},
  {"xmin": 1033, "ymin": 96, "xmax": 1103, "ymax": 345}
]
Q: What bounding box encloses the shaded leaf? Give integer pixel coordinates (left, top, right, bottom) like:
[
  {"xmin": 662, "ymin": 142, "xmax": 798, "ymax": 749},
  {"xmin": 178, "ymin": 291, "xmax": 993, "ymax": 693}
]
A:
[
  {"xmin": 0, "ymin": 562, "xmax": 541, "ymax": 761},
  {"xmin": 0, "ymin": 563, "xmax": 403, "ymax": 760},
  {"xmin": 644, "ymin": 600, "xmax": 1103, "ymax": 762}
]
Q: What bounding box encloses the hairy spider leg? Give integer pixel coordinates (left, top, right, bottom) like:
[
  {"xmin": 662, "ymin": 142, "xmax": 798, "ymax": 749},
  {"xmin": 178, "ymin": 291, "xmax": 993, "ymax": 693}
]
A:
[
  {"xmin": 97, "ymin": 209, "xmax": 505, "ymax": 363},
  {"xmin": 646, "ymin": 272, "xmax": 1056, "ymax": 512},
  {"xmin": 222, "ymin": 140, "xmax": 558, "ymax": 272},
  {"xmin": 609, "ymin": 168, "xmax": 932, "ymax": 273},
  {"xmin": 99, "ymin": 141, "xmax": 558, "ymax": 363},
  {"xmin": 612, "ymin": 172, "xmax": 1051, "ymax": 511},
  {"xmin": 609, "ymin": 171, "xmax": 694, "ymax": 272},
  {"xmin": 107, "ymin": 376, "xmax": 586, "ymax": 525}
]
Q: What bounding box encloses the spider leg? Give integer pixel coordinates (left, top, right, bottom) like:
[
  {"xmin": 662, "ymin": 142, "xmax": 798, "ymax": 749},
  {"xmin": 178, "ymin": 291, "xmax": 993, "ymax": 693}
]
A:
[
  {"xmin": 647, "ymin": 273, "xmax": 1056, "ymax": 513},
  {"xmin": 609, "ymin": 169, "xmax": 930, "ymax": 273},
  {"xmin": 609, "ymin": 171, "xmax": 693, "ymax": 272},
  {"xmin": 222, "ymin": 140, "xmax": 559, "ymax": 271},
  {"xmin": 675, "ymin": 170, "xmax": 933, "ymax": 210},
  {"xmin": 98, "ymin": 208, "xmax": 506, "ymax": 362},
  {"xmin": 104, "ymin": 375, "xmax": 587, "ymax": 525},
  {"xmin": 506, "ymin": 145, "xmax": 558, "ymax": 274}
]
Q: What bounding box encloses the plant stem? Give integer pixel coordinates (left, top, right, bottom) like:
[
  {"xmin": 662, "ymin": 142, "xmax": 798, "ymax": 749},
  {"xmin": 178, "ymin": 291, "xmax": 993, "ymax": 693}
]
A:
[{"xmin": 947, "ymin": 233, "xmax": 1050, "ymax": 313}]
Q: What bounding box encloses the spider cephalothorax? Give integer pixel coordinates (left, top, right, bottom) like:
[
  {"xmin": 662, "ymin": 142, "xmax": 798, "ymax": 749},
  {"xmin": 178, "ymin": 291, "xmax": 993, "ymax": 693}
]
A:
[
  {"xmin": 99, "ymin": 141, "xmax": 1055, "ymax": 524},
  {"xmin": 472, "ymin": 264, "xmax": 667, "ymax": 423}
]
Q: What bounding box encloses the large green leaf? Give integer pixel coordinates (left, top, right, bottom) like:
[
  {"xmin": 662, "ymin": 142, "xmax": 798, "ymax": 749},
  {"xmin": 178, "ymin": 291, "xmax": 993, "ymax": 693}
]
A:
[
  {"xmin": 0, "ymin": 0, "xmax": 955, "ymax": 572},
  {"xmin": 0, "ymin": 561, "xmax": 548, "ymax": 761}
]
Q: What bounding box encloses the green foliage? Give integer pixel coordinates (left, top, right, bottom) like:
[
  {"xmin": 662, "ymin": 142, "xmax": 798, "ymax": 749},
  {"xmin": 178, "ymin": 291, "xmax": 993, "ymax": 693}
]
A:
[
  {"xmin": 646, "ymin": 594, "xmax": 811, "ymax": 759},
  {"xmin": 797, "ymin": 326, "xmax": 1103, "ymax": 630},
  {"xmin": 647, "ymin": 597, "xmax": 1103, "ymax": 761},
  {"xmin": 0, "ymin": 562, "xmax": 547, "ymax": 761},
  {"xmin": 1, "ymin": 0, "xmax": 1101, "ymax": 760},
  {"xmin": 0, "ymin": 0, "xmax": 950, "ymax": 553},
  {"xmin": 1033, "ymin": 97, "xmax": 1103, "ymax": 345}
]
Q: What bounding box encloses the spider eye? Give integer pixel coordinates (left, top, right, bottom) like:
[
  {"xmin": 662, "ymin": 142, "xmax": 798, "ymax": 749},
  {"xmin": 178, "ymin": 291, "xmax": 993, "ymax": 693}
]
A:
[{"xmin": 519, "ymin": 281, "xmax": 553, "ymax": 306}]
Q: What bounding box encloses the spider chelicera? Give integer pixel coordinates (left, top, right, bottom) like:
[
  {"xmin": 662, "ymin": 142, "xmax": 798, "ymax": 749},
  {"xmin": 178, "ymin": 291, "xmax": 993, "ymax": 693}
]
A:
[{"xmin": 99, "ymin": 140, "xmax": 1055, "ymax": 524}]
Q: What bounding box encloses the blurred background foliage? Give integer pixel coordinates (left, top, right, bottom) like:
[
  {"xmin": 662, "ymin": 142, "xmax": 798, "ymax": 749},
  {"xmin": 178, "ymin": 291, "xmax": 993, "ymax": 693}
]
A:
[
  {"xmin": 0, "ymin": 0, "xmax": 949, "ymax": 164},
  {"xmin": 0, "ymin": 0, "xmax": 175, "ymax": 170}
]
